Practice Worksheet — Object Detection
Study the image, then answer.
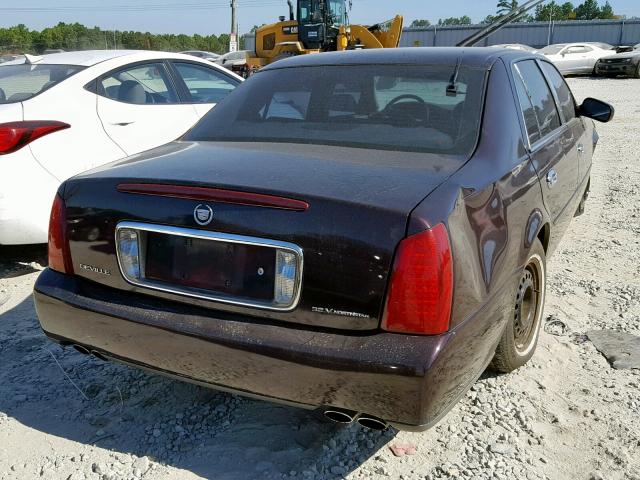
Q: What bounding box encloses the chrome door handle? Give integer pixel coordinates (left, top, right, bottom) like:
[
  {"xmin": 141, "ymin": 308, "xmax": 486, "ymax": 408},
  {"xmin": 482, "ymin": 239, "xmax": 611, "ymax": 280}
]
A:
[
  {"xmin": 547, "ymin": 169, "xmax": 558, "ymax": 188},
  {"xmin": 577, "ymin": 144, "xmax": 584, "ymax": 154}
]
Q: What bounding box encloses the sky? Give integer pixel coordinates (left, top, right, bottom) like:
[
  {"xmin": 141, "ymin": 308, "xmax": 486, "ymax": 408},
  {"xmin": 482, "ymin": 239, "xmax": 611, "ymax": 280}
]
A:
[{"xmin": 0, "ymin": 0, "xmax": 639, "ymax": 36}]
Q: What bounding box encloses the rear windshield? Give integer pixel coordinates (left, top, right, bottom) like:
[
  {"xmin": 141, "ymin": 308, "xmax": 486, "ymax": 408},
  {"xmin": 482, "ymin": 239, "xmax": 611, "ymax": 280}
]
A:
[
  {"xmin": 0, "ymin": 64, "xmax": 84, "ymax": 104},
  {"xmin": 186, "ymin": 64, "xmax": 486, "ymax": 155}
]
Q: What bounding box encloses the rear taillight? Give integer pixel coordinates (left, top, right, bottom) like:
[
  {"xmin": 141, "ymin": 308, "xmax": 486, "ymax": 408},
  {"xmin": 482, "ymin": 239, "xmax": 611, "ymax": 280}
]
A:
[
  {"xmin": 0, "ymin": 121, "xmax": 70, "ymax": 155},
  {"xmin": 382, "ymin": 223, "xmax": 453, "ymax": 335},
  {"xmin": 48, "ymin": 194, "xmax": 74, "ymax": 274}
]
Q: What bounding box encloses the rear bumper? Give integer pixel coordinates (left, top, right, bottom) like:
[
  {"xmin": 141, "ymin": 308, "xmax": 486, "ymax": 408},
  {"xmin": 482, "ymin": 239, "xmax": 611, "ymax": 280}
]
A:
[{"xmin": 34, "ymin": 268, "xmax": 502, "ymax": 431}]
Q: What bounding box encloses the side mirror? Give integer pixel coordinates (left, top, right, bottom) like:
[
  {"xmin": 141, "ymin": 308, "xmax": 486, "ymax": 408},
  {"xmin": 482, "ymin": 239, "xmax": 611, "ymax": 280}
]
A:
[{"xmin": 578, "ymin": 97, "xmax": 615, "ymax": 123}]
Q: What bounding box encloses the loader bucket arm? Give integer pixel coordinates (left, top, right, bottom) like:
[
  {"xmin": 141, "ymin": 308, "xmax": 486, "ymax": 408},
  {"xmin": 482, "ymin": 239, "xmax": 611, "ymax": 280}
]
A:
[
  {"xmin": 349, "ymin": 15, "xmax": 404, "ymax": 49},
  {"xmin": 376, "ymin": 15, "xmax": 404, "ymax": 48}
]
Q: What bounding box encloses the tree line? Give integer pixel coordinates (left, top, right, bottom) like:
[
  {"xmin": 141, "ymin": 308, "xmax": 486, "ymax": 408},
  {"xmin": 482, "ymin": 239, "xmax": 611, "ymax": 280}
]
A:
[
  {"xmin": 0, "ymin": 22, "xmax": 236, "ymax": 55},
  {"xmin": 410, "ymin": 0, "xmax": 621, "ymax": 28}
]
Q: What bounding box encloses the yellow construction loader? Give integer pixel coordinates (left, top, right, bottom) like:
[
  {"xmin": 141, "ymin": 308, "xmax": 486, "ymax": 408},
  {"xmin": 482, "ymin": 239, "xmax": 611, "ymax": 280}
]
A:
[{"xmin": 244, "ymin": 0, "xmax": 403, "ymax": 73}]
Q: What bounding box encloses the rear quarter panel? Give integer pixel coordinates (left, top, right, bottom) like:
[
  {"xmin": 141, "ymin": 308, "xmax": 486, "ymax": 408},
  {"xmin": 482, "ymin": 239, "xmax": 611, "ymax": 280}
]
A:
[{"xmin": 407, "ymin": 58, "xmax": 548, "ymax": 401}]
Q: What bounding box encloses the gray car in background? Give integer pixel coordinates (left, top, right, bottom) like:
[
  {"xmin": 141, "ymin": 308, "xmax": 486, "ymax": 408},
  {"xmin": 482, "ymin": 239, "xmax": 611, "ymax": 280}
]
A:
[
  {"xmin": 215, "ymin": 50, "xmax": 250, "ymax": 70},
  {"xmin": 180, "ymin": 50, "xmax": 220, "ymax": 62}
]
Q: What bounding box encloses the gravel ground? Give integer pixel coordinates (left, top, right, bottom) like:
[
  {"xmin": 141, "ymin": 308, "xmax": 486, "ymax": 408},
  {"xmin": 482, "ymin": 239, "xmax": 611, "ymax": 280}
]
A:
[{"xmin": 1, "ymin": 77, "xmax": 639, "ymax": 480}]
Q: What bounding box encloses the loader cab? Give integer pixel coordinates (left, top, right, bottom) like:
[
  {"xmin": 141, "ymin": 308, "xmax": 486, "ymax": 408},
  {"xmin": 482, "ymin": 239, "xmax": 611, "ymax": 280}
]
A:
[{"xmin": 297, "ymin": 0, "xmax": 347, "ymax": 50}]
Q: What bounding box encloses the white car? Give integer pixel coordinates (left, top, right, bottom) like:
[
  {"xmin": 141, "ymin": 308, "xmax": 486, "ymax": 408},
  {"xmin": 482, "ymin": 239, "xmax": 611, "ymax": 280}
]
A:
[
  {"xmin": 0, "ymin": 50, "xmax": 242, "ymax": 244},
  {"xmin": 540, "ymin": 42, "xmax": 615, "ymax": 75}
]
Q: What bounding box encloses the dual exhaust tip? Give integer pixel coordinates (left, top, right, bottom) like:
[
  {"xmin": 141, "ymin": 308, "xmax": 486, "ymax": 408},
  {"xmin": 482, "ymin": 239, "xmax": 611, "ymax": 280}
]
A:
[
  {"xmin": 323, "ymin": 409, "xmax": 388, "ymax": 431},
  {"xmin": 71, "ymin": 343, "xmax": 108, "ymax": 361}
]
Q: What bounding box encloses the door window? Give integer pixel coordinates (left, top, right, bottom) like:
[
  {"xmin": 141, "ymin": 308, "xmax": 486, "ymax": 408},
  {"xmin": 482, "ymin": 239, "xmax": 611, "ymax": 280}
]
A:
[
  {"xmin": 513, "ymin": 60, "xmax": 561, "ymax": 146},
  {"xmin": 99, "ymin": 63, "xmax": 177, "ymax": 104},
  {"xmin": 539, "ymin": 61, "xmax": 576, "ymax": 123},
  {"xmin": 173, "ymin": 62, "xmax": 238, "ymax": 103}
]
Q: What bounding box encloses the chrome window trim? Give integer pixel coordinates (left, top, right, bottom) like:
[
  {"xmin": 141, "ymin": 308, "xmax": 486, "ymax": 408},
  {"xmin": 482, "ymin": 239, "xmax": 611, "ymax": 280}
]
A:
[
  {"xmin": 115, "ymin": 221, "xmax": 304, "ymax": 312},
  {"xmin": 528, "ymin": 122, "xmax": 568, "ymax": 154}
]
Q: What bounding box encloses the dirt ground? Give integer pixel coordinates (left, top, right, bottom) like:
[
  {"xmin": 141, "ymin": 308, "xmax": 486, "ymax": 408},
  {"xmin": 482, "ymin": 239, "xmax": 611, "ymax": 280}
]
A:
[{"xmin": 1, "ymin": 77, "xmax": 639, "ymax": 480}]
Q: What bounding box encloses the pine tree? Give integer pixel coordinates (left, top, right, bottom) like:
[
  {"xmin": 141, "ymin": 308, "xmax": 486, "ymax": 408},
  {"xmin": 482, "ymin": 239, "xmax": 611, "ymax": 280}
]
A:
[
  {"xmin": 497, "ymin": 0, "xmax": 519, "ymax": 16},
  {"xmin": 575, "ymin": 0, "xmax": 601, "ymax": 20}
]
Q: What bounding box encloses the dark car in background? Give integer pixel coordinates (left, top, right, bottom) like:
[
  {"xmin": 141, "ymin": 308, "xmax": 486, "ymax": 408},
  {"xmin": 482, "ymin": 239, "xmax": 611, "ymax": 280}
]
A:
[
  {"xmin": 595, "ymin": 43, "xmax": 640, "ymax": 78},
  {"xmin": 34, "ymin": 48, "xmax": 613, "ymax": 431}
]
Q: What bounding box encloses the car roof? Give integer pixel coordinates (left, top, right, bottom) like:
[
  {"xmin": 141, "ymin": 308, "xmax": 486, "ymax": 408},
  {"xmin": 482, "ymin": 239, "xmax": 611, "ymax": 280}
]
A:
[
  {"xmin": 263, "ymin": 47, "xmax": 534, "ymax": 71},
  {"xmin": 1, "ymin": 50, "xmax": 208, "ymax": 67}
]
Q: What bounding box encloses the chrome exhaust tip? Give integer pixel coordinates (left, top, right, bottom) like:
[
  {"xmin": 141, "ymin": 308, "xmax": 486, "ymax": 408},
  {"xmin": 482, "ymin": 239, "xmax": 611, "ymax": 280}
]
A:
[
  {"xmin": 72, "ymin": 344, "xmax": 91, "ymax": 355},
  {"xmin": 323, "ymin": 409, "xmax": 357, "ymax": 424},
  {"xmin": 90, "ymin": 350, "xmax": 109, "ymax": 362},
  {"xmin": 357, "ymin": 415, "xmax": 388, "ymax": 431}
]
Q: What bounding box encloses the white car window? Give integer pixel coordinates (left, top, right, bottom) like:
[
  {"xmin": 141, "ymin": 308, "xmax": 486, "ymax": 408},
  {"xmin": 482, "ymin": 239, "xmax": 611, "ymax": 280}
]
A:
[
  {"xmin": 566, "ymin": 46, "xmax": 591, "ymax": 54},
  {"xmin": 100, "ymin": 63, "xmax": 178, "ymax": 105},
  {"xmin": 173, "ymin": 62, "xmax": 238, "ymax": 104}
]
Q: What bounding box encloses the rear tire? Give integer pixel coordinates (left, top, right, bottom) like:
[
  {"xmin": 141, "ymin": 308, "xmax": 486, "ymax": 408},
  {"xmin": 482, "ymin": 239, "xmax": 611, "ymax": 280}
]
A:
[{"xmin": 491, "ymin": 238, "xmax": 546, "ymax": 373}]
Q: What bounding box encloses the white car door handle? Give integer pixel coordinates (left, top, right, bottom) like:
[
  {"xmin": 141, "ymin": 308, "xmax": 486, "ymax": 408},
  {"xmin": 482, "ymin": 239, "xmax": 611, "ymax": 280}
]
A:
[
  {"xmin": 110, "ymin": 121, "xmax": 135, "ymax": 126},
  {"xmin": 547, "ymin": 169, "xmax": 558, "ymax": 188},
  {"xmin": 577, "ymin": 144, "xmax": 584, "ymax": 154}
]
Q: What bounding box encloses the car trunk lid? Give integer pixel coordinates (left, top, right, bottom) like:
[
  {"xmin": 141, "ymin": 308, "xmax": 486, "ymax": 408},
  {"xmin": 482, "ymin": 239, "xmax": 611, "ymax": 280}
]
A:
[
  {"xmin": 0, "ymin": 103, "xmax": 23, "ymax": 123},
  {"xmin": 63, "ymin": 141, "xmax": 463, "ymax": 330}
]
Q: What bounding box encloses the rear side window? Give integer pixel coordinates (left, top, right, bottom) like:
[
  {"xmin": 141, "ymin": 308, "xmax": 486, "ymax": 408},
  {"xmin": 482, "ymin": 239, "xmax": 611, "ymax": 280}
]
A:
[
  {"xmin": 539, "ymin": 61, "xmax": 576, "ymax": 122},
  {"xmin": 513, "ymin": 60, "xmax": 561, "ymax": 145},
  {"xmin": 0, "ymin": 64, "xmax": 84, "ymax": 104},
  {"xmin": 173, "ymin": 62, "xmax": 238, "ymax": 104},
  {"xmin": 99, "ymin": 63, "xmax": 177, "ymax": 104}
]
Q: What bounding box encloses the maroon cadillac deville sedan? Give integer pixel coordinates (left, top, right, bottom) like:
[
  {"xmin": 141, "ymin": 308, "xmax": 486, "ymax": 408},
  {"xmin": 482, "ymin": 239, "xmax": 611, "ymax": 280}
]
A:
[{"xmin": 34, "ymin": 48, "xmax": 613, "ymax": 431}]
